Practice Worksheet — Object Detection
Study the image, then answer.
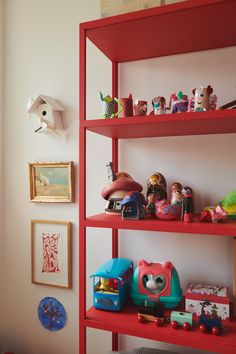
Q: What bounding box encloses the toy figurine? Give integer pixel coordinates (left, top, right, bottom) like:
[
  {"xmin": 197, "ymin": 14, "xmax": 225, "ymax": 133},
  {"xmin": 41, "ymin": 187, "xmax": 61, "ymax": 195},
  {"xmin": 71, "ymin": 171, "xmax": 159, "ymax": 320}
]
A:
[
  {"xmin": 100, "ymin": 92, "xmax": 124, "ymax": 118},
  {"xmin": 181, "ymin": 186, "xmax": 194, "ymax": 222},
  {"xmin": 199, "ymin": 204, "xmax": 227, "ymax": 223},
  {"xmin": 121, "ymin": 191, "xmax": 147, "ymax": 220},
  {"xmin": 147, "ymin": 172, "xmax": 167, "ymax": 201},
  {"xmin": 120, "ymin": 94, "xmax": 133, "ymax": 117},
  {"xmin": 171, "ymin": 91, "xmax": 189, "ymax": 113},
  {"xmin": 170, "ymin": 182, "xmax": 183, "ymax": 207},
  {"xmin": 145, "ymin": 192, "xmax": 159, "ymax": 218},
  {"xmin": 101, "ymin": 162, "xmax": 143, "ymax": 214},
  {"xmin": 155, "ymin": 199, "xmax": 181, "ymax": 220},
  {"xmin": 152, "ymin": 96, "xmax": 166, "ymax": 115},
  {"xmin": 220, "ymin": 190, "xmax": 236, "ymax": 218},
  {"xmin": 189, "ymin": 85, "xmax": 216, "ymax": 112},
  {"xmin": 130, "ymin": 260, "xmax": 182, "ymax": 309},
  {"xmin": 134, "ymin": 99, "xmax": 147, "ymax": 116}
]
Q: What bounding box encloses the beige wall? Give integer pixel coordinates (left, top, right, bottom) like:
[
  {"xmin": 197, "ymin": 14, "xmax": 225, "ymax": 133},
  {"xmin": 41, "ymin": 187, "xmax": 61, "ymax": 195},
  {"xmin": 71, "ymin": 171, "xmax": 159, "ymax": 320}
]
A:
[{"xmin": 2, "ymin": 1, "xmax": 236, "ymax": 354}]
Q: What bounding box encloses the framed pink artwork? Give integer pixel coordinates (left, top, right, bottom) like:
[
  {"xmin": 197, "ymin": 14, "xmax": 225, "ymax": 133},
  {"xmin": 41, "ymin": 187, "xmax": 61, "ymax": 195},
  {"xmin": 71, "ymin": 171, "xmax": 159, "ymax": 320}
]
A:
[{"xmin": 31, "ymin": 220, "xmax": 72, "ymax": 288}]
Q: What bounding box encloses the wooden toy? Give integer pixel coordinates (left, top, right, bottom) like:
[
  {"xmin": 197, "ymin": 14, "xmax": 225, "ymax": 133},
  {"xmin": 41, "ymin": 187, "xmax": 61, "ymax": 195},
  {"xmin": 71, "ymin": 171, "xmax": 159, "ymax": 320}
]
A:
[
  {"xmin": 155, "ymin": 199, "xmax": 181, "ymax": 220},
  {"xmin": 147, "ymin": 172, "xmax": 167, "ymax": 201},
  {"xmin": 181, "ymin": 186, "xmax": 194, "ymax": 222},
  {"xmin": 101, "ymin": 162, "xmax": 143, "ymax": 214},
  {"xmin": 134, "ymin": 99, "xmax": 148, "ymax": 116},
  {"xmin": 170, "ymin": 311, "xmax": 193, "ymax": 330},
  {"xmin": 121, "ymin": 191, "xmax": 147, "ymax": 220},
  {"xmin": 137, "ymin": 302, "xmax": 165, "ymax": 326},
  {"xmin": 145, "ymin": 192, "xmax": 159, "ymax": 218},
  {"xmin": 130, "ymin": 260, "xmax": 182, "ymax": 309},
  {"xmin": 90, "ymin": 258, "xmax": 133, "ymax": 311},
  {"xmin": 170, "ymin": 182, "xmax": 183, "ymax": 207},
  {"xmin": 100, "ymin": 91, "xmax": 124, "ymax": 118}
]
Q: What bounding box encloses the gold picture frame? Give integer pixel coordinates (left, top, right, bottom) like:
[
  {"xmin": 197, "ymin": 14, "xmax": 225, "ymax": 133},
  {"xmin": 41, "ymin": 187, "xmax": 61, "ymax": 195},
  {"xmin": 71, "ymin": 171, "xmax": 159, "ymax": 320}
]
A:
[
  {"xmin": 29, "ymin": 161, "xmax": 74, "ymax": 203},
  {"xmin": 31, "ymin": 220, "xmax": 72, "ymax": 288}
]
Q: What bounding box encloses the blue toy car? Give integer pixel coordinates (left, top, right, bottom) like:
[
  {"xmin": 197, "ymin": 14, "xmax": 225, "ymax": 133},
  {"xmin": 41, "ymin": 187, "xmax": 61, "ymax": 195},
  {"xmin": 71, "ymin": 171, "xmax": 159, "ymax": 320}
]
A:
[{"xmin": 91, "ymin": 258, "xmax": 133, "ymax": 311}]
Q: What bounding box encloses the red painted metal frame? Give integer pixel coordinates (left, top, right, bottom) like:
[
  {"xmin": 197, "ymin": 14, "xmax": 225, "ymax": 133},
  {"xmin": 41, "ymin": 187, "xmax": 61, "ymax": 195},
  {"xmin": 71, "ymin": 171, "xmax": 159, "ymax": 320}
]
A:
[{"xmin": 79, "ymin": 1, "xmax": 236, "ymax": 353}]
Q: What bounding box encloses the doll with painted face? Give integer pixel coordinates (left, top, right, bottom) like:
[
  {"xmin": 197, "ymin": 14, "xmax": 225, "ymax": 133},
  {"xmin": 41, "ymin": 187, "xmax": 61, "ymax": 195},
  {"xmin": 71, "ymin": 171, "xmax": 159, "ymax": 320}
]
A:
[{"xmin": 181, "ymin": 186, "xmax": 194, "ymax": 223}]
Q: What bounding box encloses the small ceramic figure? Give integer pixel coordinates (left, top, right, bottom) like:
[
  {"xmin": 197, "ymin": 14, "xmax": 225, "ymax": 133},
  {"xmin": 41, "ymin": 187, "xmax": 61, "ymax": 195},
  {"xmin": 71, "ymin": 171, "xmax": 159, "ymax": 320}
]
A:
[
  {"xmin": 120, "ymin": 94, "xmax": 133, "ymax": 117},
  {"xmin": 100, "ymin": 92, "xmax": 124, "ymax": 118},
  {"xmin": 152, "ymin": 96, "xmax": 166, "ymax": 115},
  {"xmin": 171, "ymin": 91, "xmax": 189, "ymax": 113},
  {"xmin": 190, "ymin": 85, "xmax": 215, "ymax": 112},
  {"xmin": 121, "ymin": 191, "xmax": 147, "ymax": 220},
  {"xmin": 134, "ymin": 99, "xmax": 148, "ymax": 116},
  {"xmin": 181, "ymin": 186, "xmax": 194, "ymax": 222}
]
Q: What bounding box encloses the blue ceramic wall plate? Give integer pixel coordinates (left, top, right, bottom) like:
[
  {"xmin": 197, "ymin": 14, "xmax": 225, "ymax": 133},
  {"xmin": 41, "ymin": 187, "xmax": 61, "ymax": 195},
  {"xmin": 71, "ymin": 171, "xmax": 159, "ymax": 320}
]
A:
[{"xmin": 38, "ymin": 297, "xmax": 67, "ymax": 331}]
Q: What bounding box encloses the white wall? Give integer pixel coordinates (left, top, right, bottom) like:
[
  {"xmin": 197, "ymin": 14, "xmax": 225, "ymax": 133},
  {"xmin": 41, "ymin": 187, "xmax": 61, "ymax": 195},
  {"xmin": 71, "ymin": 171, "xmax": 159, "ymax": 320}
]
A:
[
  {"xmin": 0, "ymin": 0, "xmax": 4, "ymax": 349},
  {"xmin": 2, "ymin": 1, "xmax": 236, "ymax": 354}
]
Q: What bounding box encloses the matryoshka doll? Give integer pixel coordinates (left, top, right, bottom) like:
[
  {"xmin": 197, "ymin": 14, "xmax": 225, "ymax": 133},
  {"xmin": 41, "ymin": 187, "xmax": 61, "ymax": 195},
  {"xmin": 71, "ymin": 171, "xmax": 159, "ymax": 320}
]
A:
[
  {"xmin": 181, "ymin": 186, "xmax": 194, "ymax": 223},
  {"xmin": 170, "ymin": 182, "xmax": 183, "ymax": 206},
  {"xmin": 147, "ymin": 172, "xmax": 167, "ymax": 201}
]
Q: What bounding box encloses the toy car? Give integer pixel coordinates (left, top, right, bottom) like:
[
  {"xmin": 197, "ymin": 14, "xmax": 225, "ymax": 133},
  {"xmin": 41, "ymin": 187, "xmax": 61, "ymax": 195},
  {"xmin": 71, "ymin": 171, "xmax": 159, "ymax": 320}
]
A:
[{"xmin": 137, "ymin": 302, "xmax": 165, "ymax": 326}]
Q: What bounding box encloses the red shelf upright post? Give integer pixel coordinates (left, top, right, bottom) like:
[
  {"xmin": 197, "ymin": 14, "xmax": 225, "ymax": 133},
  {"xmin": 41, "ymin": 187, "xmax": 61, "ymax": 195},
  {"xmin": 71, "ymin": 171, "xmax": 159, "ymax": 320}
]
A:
[
  {"xmin": 112, "ymin": 60, "xmax": 119, "ymax": 352},
  {"xmin": 79, "ymin": 23, "xmax": 87, "ymax": 354}
]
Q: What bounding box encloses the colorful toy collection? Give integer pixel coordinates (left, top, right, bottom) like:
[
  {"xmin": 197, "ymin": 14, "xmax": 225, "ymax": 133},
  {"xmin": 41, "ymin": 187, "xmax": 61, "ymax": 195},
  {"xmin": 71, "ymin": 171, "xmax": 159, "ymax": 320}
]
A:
[
  {"xmin": 91, "ymin": 258, "xmax": 226, "ymax": 336},
  {"xmin": 99, "ymin": 85, "xmax": 225, "ymax": 118},
  {"xmin": 101, "ymin": 163, "xmax": 236, "ymax": 223}
]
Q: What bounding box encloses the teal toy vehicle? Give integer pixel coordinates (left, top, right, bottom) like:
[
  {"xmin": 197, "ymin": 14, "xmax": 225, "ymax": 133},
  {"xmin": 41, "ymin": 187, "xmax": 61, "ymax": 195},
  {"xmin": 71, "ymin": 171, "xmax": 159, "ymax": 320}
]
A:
[
  {"xmin": 91, "ymin": 258, "xmax": 133, "ymax": 311},
  {"xmin": 130, "ymin": 260, "xmax": 182, "ymax": 309}
]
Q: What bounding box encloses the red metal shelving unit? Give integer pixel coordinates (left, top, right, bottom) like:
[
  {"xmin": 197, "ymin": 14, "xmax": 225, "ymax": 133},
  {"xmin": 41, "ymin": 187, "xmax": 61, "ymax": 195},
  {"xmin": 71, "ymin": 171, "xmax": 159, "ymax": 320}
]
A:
[{"xmin": 79, "ymin": 1, "xmax": 236, "ymax": 353}]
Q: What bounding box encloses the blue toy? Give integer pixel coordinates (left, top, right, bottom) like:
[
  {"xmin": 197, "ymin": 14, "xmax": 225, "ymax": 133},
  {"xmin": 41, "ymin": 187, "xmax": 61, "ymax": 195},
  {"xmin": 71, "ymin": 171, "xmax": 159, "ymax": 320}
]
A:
[
  {"xmin": 91, "ymin": 258, "xmax": 133, "ymax": 311},
  {"xmin": 130, "ymin": 260, "xmax": 182, "ymax": 309}
]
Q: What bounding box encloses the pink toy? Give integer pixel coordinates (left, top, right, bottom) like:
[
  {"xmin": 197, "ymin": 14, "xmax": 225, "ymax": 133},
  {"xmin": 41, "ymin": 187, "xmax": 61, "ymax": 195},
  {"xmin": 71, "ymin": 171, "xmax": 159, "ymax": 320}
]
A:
[{"xmin": 155, "ymin": 199, "xmax": 181, "ymax": 220}]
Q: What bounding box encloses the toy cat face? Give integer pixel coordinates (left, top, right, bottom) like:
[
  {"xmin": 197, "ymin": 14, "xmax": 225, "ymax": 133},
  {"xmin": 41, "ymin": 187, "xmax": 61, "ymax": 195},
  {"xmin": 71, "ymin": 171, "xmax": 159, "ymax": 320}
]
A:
[{"xmin": 142, "ymin": 274, "xmax": 166, "ymax": 294}]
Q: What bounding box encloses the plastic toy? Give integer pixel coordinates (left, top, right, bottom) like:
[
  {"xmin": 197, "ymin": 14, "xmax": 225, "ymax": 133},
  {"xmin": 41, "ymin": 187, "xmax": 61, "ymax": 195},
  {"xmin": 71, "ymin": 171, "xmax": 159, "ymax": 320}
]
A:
[
  {"xmin": 170, "ymin": 311, "xmax": 193, "ymax": 330},
  {"xmin": 90, "ymin": 258, "xmax": 133, "ymax": 311},
  {"xmin": 134, "ymin": 99, "xmax": 148, "ymax": 116},
  {"xmin": 100, "ymin": 92, "xmax": 124, "ymax": 118},
  {"xmin": 181, "ymin": 186, "xmax": 194, "ymax": 222},
  {"xmin": 130, "ymin": 260, "xmax": 182, "ymax": 309},
  {"xmin": 199, "ymin": 204, "xmax": 227, "ymax": 223},
  {"xmin": 121, "ymin": 191, "xmax": 147, "ymax": 220},
  {"xmin": 155, "ymin": 199, "xmax": 181, "ymax": 220},
  {"xmin": 120, "ymin": 94, "xmax": 133, "ymax": 117},
  {"xmin": 102, "ymin": 162, "xmax": 143, "ymax": 214}
]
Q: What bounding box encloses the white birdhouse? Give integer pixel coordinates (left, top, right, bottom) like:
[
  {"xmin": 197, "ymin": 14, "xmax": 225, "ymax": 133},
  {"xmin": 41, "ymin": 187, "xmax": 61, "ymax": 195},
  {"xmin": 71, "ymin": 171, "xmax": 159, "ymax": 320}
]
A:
[{"xmin": 27, "ymin": 95, "xmax": 65, "ymax": 133}]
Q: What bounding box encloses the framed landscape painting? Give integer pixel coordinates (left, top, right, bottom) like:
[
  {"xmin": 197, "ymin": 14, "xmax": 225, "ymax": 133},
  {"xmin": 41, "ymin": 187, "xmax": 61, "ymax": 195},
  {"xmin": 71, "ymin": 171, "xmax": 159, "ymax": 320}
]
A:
[
  {"xmin": 31, "ymin": 220, "xmax": 72, "ymax": 288},
  {"xmin": 29, "ymin": 161, "xmax": 74, "ymax": 202}
]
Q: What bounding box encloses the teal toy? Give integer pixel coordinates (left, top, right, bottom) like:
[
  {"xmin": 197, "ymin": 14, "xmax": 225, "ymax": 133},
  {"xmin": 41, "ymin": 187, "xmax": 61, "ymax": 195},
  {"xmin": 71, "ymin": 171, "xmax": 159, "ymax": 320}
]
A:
[{"xmin": 130, "ymin": 260, "xmax": 182, "ymax": 309}]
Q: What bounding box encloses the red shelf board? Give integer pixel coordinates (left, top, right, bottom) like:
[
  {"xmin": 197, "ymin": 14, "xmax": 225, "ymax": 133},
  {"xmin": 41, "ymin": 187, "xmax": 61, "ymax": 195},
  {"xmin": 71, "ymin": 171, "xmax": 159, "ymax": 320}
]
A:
[
  {"xmin": 85, "ymin": 304, "xmax": 236, "ymax": 354},
  {"xmin": 83, "ymin": 213, "xmax": 236, "ymax": 237},
  {"xmin": 81, "ymin": 110, "xmax": 236, "ymax": 139},
  {"xmin": 81, "ymin": 0, "xmax": 236, "ymax": 63}
]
